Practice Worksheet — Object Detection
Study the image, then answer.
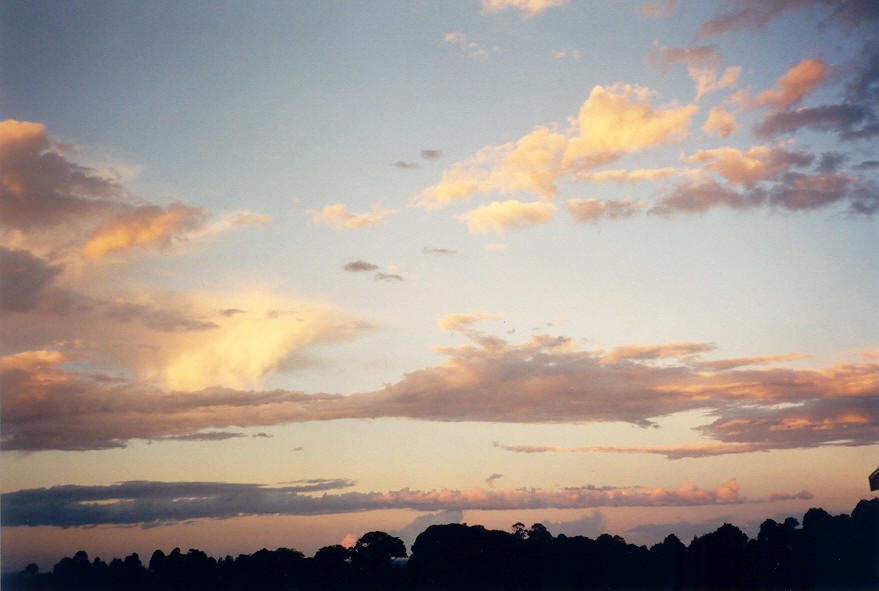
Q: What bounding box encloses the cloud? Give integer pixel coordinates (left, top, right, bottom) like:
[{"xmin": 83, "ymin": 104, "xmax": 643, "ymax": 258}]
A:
[
  {"xmin": 422, "ymin": 246, "xmax": 458, "ymax": 255},
  {"xmin": 392, "ymin": 509, "xmax": 464, "ymax": 549},
  {"xmin": 543, "ymin": 511, "xmax": 607, "ymax": 538},
  {"xmin": 648, "ymin": 45, "xmax": 741, "ymax": 99},
  {"xmin": 603, "ymin": 341, "xmax": 716, "ymax": 363},
  {"xmin": 703, "ymin": 105, "xmax": 738, "ymax": 137},
  {"xmin": 580, "ymin": 168, "xmax": 681, "ymax": 184},
  {"xmin": 0, "ymin": 246, "xmax": 64, "ymax": 314},
  {"xmin": 748, "ymin": 58, "xmax": 828, "ymax": 112},
  {"xmin": 699, "ymin": 0, "xmax": 879, "ymax": 37},
  {"xmin": 0, "ymin": 120, "xmax": 257, "ymax": 261},
  {"xmin": 443, "ymin": 32, "xmax": 496, "ymax": 59},
  {"xmin": 637, "ymin": 0, "xmax": 677, "ymax": 18},
  {"xmin": 768, "ymin": 490, "xmax": 813, "ymax": 501},
  {"xmin": 2, "ymin": 478, "xmax": 745, "ymax": 528},
  {"xmin": 485, "ymin": 473, "xmax": 504, "ymax": 488},
  {"xmin": 374, "ymin": 272, "xmax": 403, "ymax": 282},
  {"xmin": 82, "ymin": 203, "xmax": 208, "ymax": 259},
  {"xmin": 481, "ymin": 0, "xmax": 569, "ymax": 19},
  {"xmin": 754, "ymin": 42, "xmax": 879, "ymax": 141},
  {"xmin": 485, "ymin": 243, "xmax": 507, "ymax": 251},
  {"xmin": 393, "ymin": 160, "xmax": 420, "ymax": 169},
  {"xmin": 163, "ymin": 431, "xmax": 248, "ymax": 442},
  {"xmin": 421, "ymin": 150, "xmax": 443, "ymax": 161},
  {"xmin": 650, "ymin": 170, "xmax": 879, "ymax": 216},
  {"xmin": 567, "ymin": 198, "xmax": 647, "ymax": 223},
  {"xmin": 3, "ymin": 329, "xmax": 877, "ymax": 452},
  {"xmin": 438, "ymin": 312, "xmax": 501, "ymax": 332},
  {"xmin": 459, "ymin": 200, "xmax": 555, "ymax": 232},
  {"xmin": 307, "ymin": 202, "xmax": 398, "ymax": 230},
  {"xmin": 494, "ymin": 440, "xmax": 765, "ymax": 460},
  {"xmin": 552, "ymin": 49, "xmax": 581, "ymax": 60},
  {"xmin": 343, "ymin": 260, "xmax": 379, "ymax": 272},
  {"xmin": 413, "ymin": 85, "xmax": 696, "ymax": 209},
  {"xmin": 681, "ymin": 145, "xmax": 814, "ymax": 185}
]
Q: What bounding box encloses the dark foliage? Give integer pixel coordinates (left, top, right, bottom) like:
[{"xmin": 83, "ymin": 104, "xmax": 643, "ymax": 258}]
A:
[{"xmin": 4, "ymin": 499, "xmax": 877, "ymax": 590}]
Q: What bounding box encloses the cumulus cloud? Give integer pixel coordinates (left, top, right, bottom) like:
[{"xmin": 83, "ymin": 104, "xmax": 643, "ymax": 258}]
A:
[
  {"xmin": 648, "ymin": 44, "xmax": 741, "ymax": 99},
  {"xmin": 459, "ymin": 200, "xmax": 555, "ymax": 232},
  {"xmin": 392, "ymin": 509, "xmax": 464, "ymax": 549},
  {"xmin": 413, "ymin": 85, "xmax": 696, "ymax": 209},
  {"xmin": 703, "ymin": 105, "xmax": 738, "ymax": 137},
  {"xmin": 481, "ymin": 0, "xmax": 569, "ymax": 19},
  {"xmin": 2, "ymin": 478, "xmax": 745, "ymax": 528},
  {"xmin": 4, "ymin": 324, "xmax": 877, "ymax": 452},
  {"xmin": 307, "ymin": 202, "xmax": 398, "ymax": 230},
  {"xmin": 0, "ymin": 120, "xmax": 257, "ymax": 261},
  {"xmin": 543, "ymin": 510, "xmax": 607, "ymax": 538},
  {"xmin": 343, "ymin": 260, "xmax": 380, "ymax": 272},
  {"xmin": 567, "ymin": 198, "xmax": 647, "ymax": 223}
]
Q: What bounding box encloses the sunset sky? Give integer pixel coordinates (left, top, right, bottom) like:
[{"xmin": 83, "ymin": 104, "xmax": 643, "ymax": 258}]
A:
[{"xmin": 2, "ymin": 0, "xmax": 878, "ymax": 573}]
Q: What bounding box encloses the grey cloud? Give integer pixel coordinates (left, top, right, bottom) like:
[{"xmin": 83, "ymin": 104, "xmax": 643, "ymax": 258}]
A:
[
  {"xmin": 855, "ymin": 160, "xmax": 879, "ymax": 170},
  {"xmin": 544, "ymin": 510, "xmax": 607, "ymax": 538},
  {"xmin": 343, "ymin": 260, "xmax": 379, "ymax": 272},
  {"xmin": 392, "ymin": 509, "xmax": 463, "ymax": 549},
  {"xmin": 0, "ymin": 246, "xmax": 64, "ymax": 314},
  {"xmin": 393, "ymin": 161, "xmax": 420, "ymax": 169},
  {"xmin": 421, "ymin": 149, "xmax": 443, "ymax": 160},
  {"xmin": 768, "ymin": 490, "xmax": 813, "ymax": 501},
  {"xmin": 699, "ymin": 0, "xmax": 879, "ymax": 38},
  {"xmin": 754, "ymin": 41, "xmax": 879, "ymax": 141},
  {"xmin": 650, "ymin": 171, "xmax": 879, "ymax": 216},
  {"xmin": 374, "ymin": 272, "xmax": 403, "ymax": 282},
  {"xmin": 817, "ymin": 152, "xmax": 848, "ymax": 174},
  {"xmin": 423, "ymin": 246, "xmax": 458, "ymax": 255},
  {"xmin": 1, "ymin": 478, "xmax": 743, "ymax": 528},
  {"xmin": 163, "ymin": 431, "xmax": 247, "ymax": 442},
  {"xmin": 219, "ymin": 308, "xmax": 246, "ymax": 317},
  {"xmin": 485, "ymin": 473, "xmax": 504, "ymax": 488}
]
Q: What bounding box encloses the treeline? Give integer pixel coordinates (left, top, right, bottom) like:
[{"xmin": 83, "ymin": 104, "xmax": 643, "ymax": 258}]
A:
[{"xmin": 5, "ymin": 498, "xmax": 877, "ymax": 590}]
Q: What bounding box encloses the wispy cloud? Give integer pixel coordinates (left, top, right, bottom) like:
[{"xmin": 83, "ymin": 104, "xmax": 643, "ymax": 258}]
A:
[
  {"xmin": 459, "ymin": 200, "xmax": 556, "ymax": 233},
  {"xmin": 307, "ymin": 202, "xmax": 398, "ymax": 230},
  {"xmin": 481, "ymin": 0, "xmax": 569, "ymax": 19},
  {"xmin": 443, "ymin": 32, "xmax": 497, "ymax": 58}
]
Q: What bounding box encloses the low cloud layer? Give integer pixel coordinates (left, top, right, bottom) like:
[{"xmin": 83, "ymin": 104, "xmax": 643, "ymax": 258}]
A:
[
  {"xmin": 3, "ymin": 322, "xmax": 876, "ymax": 451},
  {"xmin": 2, "ymin": 478, "xmax": 745, "ymax": 528}
]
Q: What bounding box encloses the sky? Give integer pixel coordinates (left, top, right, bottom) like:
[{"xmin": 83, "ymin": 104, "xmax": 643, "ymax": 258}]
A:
[{"xmin": 1, "ymin": 0, "xmax": 878, "ymax": 573}]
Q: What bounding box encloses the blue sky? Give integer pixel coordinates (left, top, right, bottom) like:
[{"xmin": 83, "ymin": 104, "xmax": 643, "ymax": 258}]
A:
[{"xmin": 1, "ymin": 0, "xmax": 878, "ymax": 572}]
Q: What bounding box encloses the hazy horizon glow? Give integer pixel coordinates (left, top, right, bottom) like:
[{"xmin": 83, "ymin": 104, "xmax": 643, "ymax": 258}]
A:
[{"xmin": 1, "ymin": 0, "xmax": 877, "ymax": 573}]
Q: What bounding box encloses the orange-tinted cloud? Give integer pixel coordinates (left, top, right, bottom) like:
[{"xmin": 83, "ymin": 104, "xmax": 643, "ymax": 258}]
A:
[
  {"xmin": 4, "ymin": 326, "xmax": 877, "ymax": 451},
  {"xmin": 699, "ymin": 0, "xmax": 879, "ymax": 37},
  {"xmin": 748, "ymin": 59, "xmax": 828, "ymax": 112},
  {"xmin": 82, "ymin": 203, "xmax": 207, "ymax": 259},
  {"xmin": 681, "ymin": 145, "xmax": 814, "ymax": 185},
  {"xmin": 413, "ymin": 85, "xmax": 696, "ymax": 208},
  {"xmin": 307, "ymin": 202, "xmax": 398, "ymax": 229},
  {"xmin": 481, "ymin": 0, "xmax": 569, "ymax": 19},
  {"xmin": 703, "ymin": 106, "xmax": 738, "ymax": 137},
  {"xmin": 459, "ymin": 200, "xmax": 555, "ymax": 232}
]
